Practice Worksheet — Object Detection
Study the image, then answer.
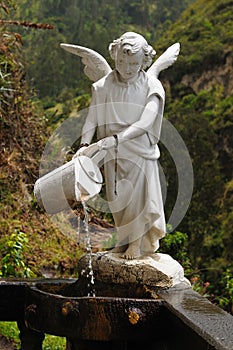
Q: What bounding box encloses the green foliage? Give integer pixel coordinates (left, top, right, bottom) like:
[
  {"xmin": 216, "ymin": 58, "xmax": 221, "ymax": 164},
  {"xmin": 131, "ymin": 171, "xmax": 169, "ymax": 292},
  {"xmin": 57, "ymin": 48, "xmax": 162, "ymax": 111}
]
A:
[
  {"xmin": 155, "ymin": 3, "xmax": 233, "ymax": 304},
  {"xmin": 219, "ymin": 180, "xmax": 233, "ymax": 262},
  {"xmin": 42, "ymin": 334, "xmax": 66, "ymax": 350},
  {"xmin": 0, "ymin": 231, "xmax": 35, "ymax": 278},
  {"xmin": 162, "ymin": 89, "xmax": 225, "ymax": 265},
  {"xmin": 217, "ymin": 269, "xmax": 233, "ymax": 313},
  {"xmin": 190, "ymin": 276, "xmax": 211, "ymax": 298},
  {"xmin": 159, "ymin": 226, "xmax": 191, "ymax": 272},
  {"xmin": 102, "ymin": 232, "xmax": 117, "ymax": 250},
  {"xmin": 0, "ymin": 322, "xmax": 20, "ymax": 349},
  {"xmin": 0, "ymin": 1, "xmax": 84, "ymax": 280},
  {"xmin": 11, "ymin": 0, "xmax": 195, "ymax": 98},
  {"xmin": 0, "ymin": 321, "xmax": 66, "ymax": 350}
]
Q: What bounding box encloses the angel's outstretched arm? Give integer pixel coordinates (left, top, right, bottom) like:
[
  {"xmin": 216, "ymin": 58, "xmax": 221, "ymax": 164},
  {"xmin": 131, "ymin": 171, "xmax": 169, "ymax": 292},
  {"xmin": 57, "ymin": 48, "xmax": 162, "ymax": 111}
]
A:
[{"xmin": 98, "ymin": 94, "xmax": 161, "ymax": 151}]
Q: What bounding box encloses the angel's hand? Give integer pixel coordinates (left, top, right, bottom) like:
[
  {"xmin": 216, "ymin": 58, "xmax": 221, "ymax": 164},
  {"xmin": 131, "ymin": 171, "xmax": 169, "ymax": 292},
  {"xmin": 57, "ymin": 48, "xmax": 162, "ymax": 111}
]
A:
[
  {"xmin": 97, "ymin": 136, "xmax": 116, "ymax": 150},
  {"xmin": 72, "ymin": 145, "xmax": 89, "ymax": 159}
]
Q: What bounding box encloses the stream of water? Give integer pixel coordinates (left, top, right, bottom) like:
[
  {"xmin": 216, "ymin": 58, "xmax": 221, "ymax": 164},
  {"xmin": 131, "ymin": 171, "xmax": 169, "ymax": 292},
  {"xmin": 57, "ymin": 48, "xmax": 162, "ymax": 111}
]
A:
[{"xmin": 80, "ymin": 201, "xmax": 96, "ymax": 297}]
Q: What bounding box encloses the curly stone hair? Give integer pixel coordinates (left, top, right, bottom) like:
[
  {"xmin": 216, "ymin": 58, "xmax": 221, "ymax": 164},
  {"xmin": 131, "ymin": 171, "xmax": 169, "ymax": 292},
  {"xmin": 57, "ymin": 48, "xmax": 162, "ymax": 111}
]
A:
[{"xmin": 109, "ymin": 32, "xmax": 156, "ymax": 70}]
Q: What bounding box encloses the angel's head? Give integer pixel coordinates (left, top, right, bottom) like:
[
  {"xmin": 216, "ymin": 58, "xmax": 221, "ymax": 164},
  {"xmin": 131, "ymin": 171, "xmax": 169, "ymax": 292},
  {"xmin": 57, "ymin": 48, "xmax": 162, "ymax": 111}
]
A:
[{"xmin": 109, "ymin": 32, "xmax": 156, "ymax": 81}]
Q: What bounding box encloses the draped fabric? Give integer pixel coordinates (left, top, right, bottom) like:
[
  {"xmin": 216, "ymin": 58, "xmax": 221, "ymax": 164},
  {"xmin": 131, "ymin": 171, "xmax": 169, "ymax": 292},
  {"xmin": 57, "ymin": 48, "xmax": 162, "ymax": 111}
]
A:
[{"xmin": 84, "ymin": 70, "xmax": 166, "ymax": 253}]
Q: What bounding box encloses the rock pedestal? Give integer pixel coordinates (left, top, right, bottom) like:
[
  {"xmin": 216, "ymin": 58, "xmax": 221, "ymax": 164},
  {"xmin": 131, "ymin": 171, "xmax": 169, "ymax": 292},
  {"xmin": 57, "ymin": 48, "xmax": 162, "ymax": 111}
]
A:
[{"xmin": 75, "ymin": 251, "xmax": 190, "ymax": 297}]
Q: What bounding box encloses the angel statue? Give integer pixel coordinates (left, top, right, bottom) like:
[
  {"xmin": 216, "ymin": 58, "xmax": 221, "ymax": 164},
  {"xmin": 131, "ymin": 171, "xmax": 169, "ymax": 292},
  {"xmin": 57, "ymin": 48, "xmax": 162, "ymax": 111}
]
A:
[{"xmin": 60, "ymin": 32, "xmax": 180, "ymax": 260}]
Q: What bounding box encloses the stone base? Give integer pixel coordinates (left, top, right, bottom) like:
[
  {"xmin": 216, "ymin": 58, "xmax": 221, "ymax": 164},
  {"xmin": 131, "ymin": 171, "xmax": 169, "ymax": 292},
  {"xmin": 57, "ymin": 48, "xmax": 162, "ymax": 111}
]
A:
[{"xmin": 78, "ymin": 251, "xmax": 191, "ymax": 290}]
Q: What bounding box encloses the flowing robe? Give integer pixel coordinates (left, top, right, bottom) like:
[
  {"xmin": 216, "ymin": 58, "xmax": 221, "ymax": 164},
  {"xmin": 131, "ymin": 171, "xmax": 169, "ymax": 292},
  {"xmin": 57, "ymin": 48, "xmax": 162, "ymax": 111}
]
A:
[{"xmin": 83, "ymin": 70, "xmax": 166, "ymax": 253}]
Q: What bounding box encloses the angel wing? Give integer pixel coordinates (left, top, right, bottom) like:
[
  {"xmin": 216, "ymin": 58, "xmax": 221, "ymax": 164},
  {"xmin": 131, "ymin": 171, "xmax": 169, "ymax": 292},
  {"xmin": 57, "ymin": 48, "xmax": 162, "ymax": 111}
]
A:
[
  {"xmin": 147, "ymin": 42, "xmax": 180, "ymax": 78},
  {"xmin": 60, "ymin": 43, "xmax": 112, "ymax": 82}
]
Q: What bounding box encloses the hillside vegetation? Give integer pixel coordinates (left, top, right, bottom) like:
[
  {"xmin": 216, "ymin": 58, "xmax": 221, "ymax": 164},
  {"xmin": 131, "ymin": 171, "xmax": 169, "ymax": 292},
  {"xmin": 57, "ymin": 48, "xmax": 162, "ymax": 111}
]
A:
[
  {"xmin": 156, "ymin": 0, "xmax": 233, "ymax": 311},
  {"xmin": 11, "ymin": 0, "xmax": 194, "ymax": 98},
  {"xmin": 0, "ymin": 0, "xmax": 232, "ymax": 313},
  {"xmin": 0, "ymin": 2, "xmax": 83, "ymax": 278},
  {"xmin": 157, "ymin": 0, "xmax": 233, "ymax": 277}
]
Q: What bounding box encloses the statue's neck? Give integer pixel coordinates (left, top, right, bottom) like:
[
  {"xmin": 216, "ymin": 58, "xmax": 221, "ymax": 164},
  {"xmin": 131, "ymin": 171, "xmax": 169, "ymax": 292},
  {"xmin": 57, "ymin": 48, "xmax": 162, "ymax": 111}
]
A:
[{"xmin": 115, "ymin": 70, "xmax": 140, "ymax": 84}]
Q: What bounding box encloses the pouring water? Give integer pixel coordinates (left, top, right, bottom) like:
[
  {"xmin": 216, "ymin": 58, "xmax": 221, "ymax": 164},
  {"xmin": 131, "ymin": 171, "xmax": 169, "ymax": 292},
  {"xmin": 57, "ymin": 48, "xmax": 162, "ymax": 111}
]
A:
[
  {"xmin": 34, "ymin": 143, "xmax": 106, "ymax": 296},
  {"xmin": 80, "ymin": 200, "xmax": 95, "ymax": 297}
]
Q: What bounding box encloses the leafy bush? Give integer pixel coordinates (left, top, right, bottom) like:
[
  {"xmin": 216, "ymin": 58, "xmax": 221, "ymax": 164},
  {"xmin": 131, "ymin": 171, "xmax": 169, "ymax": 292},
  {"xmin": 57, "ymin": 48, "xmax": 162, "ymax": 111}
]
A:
[
  {"xmin": 0, "ymin": 231, "xmax": 35, "ymax": 278},
  {"xmin": 0, "ymin": 321, "xmax": 66, "ymax": 350},
  {"xmin": 216, "ymin": 269, "xmax": 233, "ymax": 313},
  {"xmin": 158, "ymin": 226, "xmax": 192, "ymax": 273}
]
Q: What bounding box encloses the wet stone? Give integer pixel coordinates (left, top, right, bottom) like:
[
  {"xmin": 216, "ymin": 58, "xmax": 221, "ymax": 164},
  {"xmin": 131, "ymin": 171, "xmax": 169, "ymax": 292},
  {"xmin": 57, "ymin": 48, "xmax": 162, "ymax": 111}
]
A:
[{"xmin": 65, "ymin": 251, "xmax": 190, "ymax": 298}]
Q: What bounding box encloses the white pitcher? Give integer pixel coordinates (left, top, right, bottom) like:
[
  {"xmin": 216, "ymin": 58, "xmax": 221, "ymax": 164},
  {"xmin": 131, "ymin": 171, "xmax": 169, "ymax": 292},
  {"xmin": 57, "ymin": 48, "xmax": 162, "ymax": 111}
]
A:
[{"xmin": 34, "ymin": 144, "xmax": 105, "ymax": 214}]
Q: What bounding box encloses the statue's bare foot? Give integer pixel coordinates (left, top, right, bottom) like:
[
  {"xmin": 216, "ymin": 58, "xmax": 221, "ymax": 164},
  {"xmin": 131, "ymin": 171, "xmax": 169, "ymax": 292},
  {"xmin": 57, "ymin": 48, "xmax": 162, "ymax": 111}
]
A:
[
  {"xmin": 121, "ymin": 244, "xmax": 141, "ymax": 260},
  {"xmin": 111, "ymin": 244, "xmax": 128, "ymax": 253}
]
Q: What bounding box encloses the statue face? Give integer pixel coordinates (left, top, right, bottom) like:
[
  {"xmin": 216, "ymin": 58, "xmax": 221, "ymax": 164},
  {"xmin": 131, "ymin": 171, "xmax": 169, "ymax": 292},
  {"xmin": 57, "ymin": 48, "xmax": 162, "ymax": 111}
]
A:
[{"xmin": 115, "ymin": 47, "xmax": 144, "ymax": 82}]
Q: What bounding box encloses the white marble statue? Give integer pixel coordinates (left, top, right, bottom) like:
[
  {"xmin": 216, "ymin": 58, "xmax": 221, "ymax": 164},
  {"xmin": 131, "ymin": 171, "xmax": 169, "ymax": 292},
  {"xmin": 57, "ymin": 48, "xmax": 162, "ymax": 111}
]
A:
[{"xmin": 61, "ymin": 32, "xmax": 180, "ymax": 260}]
